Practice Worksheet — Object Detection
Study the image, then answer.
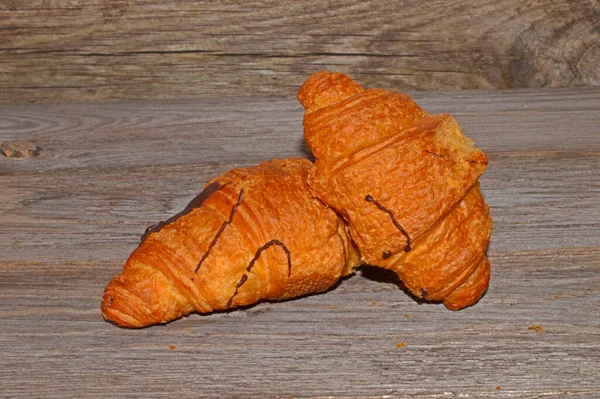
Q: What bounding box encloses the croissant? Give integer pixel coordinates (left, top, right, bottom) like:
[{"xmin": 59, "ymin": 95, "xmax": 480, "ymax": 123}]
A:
[
  {"xmin": 102, "ymin": 158, "xmax": 360, "ymax": 327},
  {"xmin": 298, "ymin": 71, "xmax": 492, "ymax": 310}
]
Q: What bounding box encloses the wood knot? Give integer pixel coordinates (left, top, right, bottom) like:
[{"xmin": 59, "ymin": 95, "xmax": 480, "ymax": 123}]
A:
[{"xmin": 0, "ymin": 140, "xmax": 42, "ymax": 159}]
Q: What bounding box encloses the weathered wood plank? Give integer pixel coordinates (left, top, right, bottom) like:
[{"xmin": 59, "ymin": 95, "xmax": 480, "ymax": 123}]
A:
[
  {"xmin": 1, "ymin": 88, "xmax": 599, "ymax": 262},
  {"xmin": 0, "ymin": 250, "xmax": 598, "ymax": 398},
  {"xmin": 0, "ymin": 87, "xmax": 598, "ymax": 174},
  {"xmin": 1, "ymin": 154, "xmax": 599, "ymax": 262},
  {"xmin": 0, "ymin": 0, "xmax": 599, "ymax": 104},
  {"xmin": 0, "ymin": 88, "xmax": 599, "ymax": 397}
]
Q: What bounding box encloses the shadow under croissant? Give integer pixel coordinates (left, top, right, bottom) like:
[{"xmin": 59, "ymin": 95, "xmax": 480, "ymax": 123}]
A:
[
  {"xmin": 296, "ymin": 139, "xmax": 315, "ymax": 162},
  {"xmin": 102, "ymin": 266, "xmax": 491, "ymax": 329},
  {"xmin": 358, "ymin": 265, "xmax": 489, "ymax": 308}
]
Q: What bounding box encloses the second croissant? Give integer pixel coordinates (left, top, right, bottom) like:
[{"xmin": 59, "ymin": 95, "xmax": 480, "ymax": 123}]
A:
[{"xmin": 298, "ymin": 71, "xmax": 493, "ymax": 310}]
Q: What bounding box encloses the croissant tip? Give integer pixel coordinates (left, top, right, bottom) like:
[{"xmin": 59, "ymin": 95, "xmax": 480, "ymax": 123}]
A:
[
  {"xmin": 443, "ymin": 289, "xmax": 488, "ymax": 311},
  {"xmin": 101, "ymin": 294, "xmax": 145, "ymax": 328},
  {"xmin": 297, "ymin": 70, "xmax": 363, "ymax": 112},
  {"xmin": 101, "ymin": 275, "xmax": 149, "ymax": 328},
  {"xmin": 443, "ymin": 257, "xmax": 491, "ymax": 311}
]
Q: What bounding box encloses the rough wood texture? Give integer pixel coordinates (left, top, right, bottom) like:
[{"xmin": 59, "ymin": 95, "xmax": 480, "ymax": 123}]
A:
[
  {"xmin": 1, "ymin": 88, "xmax": 599, "ymax": 397},
  {"xmin": 1, "ymin": 0, "xmax": 599, "ymax": 104}
]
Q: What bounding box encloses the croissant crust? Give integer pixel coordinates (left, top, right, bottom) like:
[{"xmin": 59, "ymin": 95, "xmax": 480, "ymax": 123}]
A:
[
  {"xmin": 103, "ymin": 71, "xmax": 493, "ymax": 329},
  {"xmin": 102, "ymin": 158, "xmax": 360, "ymax": 327},
  {"xmin": 299, "ymin": 71, "xmax": 492, "ymax": 310}
]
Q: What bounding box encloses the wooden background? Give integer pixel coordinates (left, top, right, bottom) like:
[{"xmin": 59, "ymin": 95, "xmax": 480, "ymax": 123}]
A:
[
  {"xmin": 1, "ymin": 88, "xmax": 599, "ymax": 398},
  {"xmin": 0, "ymin": 0, "xmax": 599, "ymax": 104},
  {"xmin": 1, "ymin": 1, "xmax": 600, "ymax": 398}
]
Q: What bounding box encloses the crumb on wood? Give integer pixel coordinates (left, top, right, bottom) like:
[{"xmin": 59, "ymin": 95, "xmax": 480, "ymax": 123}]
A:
[
  {"xmin": 0, "ymin": 140, "xmax": 42, "ymax": 158},
  {"xmin": 169, "ymin": 344, "xmax": 176, "ymax": 350},
  {"xmin": 371, "ymin": 301, "xmax": 377, "ymax": 306},
  {"xmin": 395, "ymin": 342, "xmax": 406, "ymax": 349},
  {"xmin": 496, "ymin": 386, "xmax": 501, "ymax": 390},
  {"xmin": 404, "ymin": 314, "xmax": 409, "ymax": 318},
  {"xmin": 528, "ymin": 325, "xmax": 544, "ymax": 333}
]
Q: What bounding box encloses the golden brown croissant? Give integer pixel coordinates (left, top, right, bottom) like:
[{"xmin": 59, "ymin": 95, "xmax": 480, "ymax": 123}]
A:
[
  {"xmin": 102, "ymin": 158, "xmax": 360, "ymax": 327},
  {"xmin": 298, "ymin": 71, "xmax": 492, "ymax": 310}
]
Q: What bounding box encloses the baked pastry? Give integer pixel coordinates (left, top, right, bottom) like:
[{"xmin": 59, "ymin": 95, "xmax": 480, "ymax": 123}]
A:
[
  {"xmin": 298, "ymin": 71, "xmax": 492, "ymax": 310},
  {"xmin": 102, "ymin": 158, "xmax": 360, "ymax": 327}
]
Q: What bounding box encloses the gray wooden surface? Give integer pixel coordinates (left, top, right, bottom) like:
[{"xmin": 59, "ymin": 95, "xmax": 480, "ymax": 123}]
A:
[
  {"xmin": 1, "ymin": 0, "xmax": 599, "ymax": 104},
  {"xmin": 1, "ymin": 87, "xmax": 599, "ymax": 398}
]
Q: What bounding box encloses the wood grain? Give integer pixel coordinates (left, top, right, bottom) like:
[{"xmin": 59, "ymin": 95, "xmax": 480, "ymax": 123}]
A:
[
  {"xmin": 1, "ymin": 0, "xmax": 599, "ymax": 104},
  {"xmin": 1, "ymin": 88, "xmax": 599, "ymax": 398}
]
